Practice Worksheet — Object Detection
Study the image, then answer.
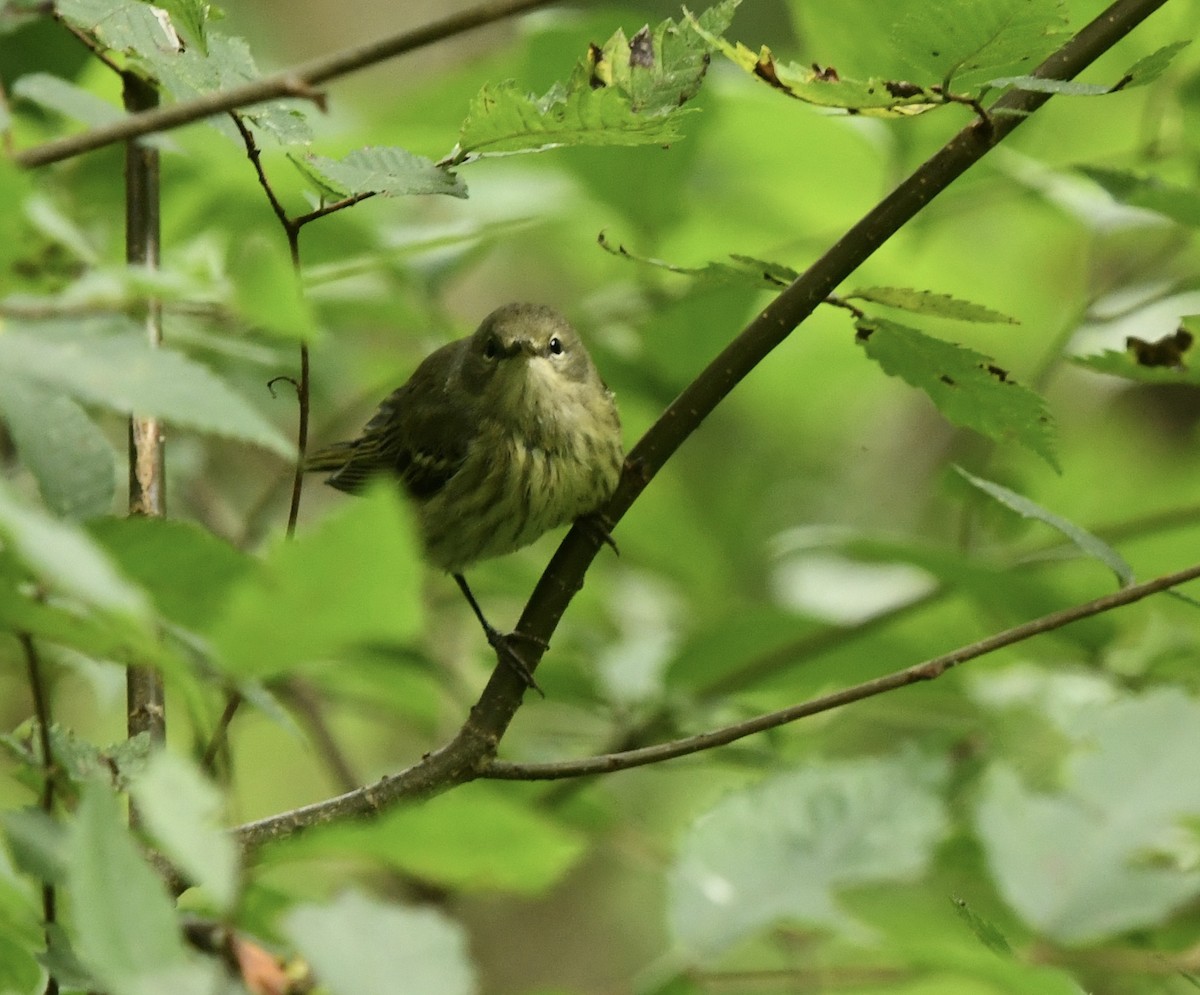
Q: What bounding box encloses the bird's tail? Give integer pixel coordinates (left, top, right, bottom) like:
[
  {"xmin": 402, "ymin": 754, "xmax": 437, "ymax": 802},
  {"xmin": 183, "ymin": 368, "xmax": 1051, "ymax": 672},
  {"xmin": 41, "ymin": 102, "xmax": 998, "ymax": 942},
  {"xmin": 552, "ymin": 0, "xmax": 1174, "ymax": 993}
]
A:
[
  {"xmin": 305, "ymin": 441, "xmax": 356, "ymax": 473},
  {"xmin": 305, "ymin": 441, "xmax": 377, "ymax": 494}
]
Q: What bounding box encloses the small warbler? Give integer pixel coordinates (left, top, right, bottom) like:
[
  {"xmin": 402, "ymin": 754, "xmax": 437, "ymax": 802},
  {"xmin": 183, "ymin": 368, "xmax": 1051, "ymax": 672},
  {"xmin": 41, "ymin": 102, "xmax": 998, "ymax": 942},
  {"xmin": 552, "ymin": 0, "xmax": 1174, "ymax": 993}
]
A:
[{"xmin": 307, "ymin": 302, "xmax": 624, "ymax": 689}]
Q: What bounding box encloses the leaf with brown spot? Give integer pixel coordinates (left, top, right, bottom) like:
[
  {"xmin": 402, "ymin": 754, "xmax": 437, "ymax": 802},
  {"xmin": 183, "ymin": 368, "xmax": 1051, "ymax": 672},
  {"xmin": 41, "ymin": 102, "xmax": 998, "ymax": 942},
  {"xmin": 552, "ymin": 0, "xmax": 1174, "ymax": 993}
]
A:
[{"xmin": 857, "ymin": 317, "xmax": 1057, "ymax": 469}]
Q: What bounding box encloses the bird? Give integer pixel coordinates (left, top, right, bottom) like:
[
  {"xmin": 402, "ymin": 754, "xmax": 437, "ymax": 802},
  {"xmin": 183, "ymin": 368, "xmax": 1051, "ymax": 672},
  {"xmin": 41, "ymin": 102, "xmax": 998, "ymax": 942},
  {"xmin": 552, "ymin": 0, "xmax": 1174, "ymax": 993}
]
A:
[{"xmin": 307, "ymin": 302, "xmax": 624, "ymax": 690}]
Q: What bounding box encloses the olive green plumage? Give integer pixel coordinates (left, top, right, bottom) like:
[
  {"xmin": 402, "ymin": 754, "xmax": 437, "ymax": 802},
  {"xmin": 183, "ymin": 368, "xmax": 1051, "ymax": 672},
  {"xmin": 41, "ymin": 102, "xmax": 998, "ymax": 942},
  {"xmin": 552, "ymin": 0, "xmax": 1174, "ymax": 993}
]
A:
[{"xmin": 307, "ymin": 302, "xmax": 624, "ymax": 573}]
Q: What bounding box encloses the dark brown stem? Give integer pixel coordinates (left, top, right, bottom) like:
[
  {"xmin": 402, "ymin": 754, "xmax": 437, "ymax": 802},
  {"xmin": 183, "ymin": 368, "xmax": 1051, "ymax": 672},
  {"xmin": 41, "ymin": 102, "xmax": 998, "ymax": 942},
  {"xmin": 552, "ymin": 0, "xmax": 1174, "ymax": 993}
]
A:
[
  {"xmin": 124, "ymin": 68, "xmax": 167, "ymax": 749},
  {"xmin": 15, "ymin": 0, "xmax": 561, "ymax": 169}
]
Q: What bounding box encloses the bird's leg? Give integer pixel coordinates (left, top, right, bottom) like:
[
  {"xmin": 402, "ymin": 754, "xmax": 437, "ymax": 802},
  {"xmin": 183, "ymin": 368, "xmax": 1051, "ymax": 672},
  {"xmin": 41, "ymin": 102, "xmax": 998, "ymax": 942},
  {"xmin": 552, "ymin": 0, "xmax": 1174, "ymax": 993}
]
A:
[
  {"xmin": 577, "ymin": 512, "xmax": 619, "ymax": 556},
  {"xmin": 453, "ymin": 573, "xmax": 545, "ymax": 696}
]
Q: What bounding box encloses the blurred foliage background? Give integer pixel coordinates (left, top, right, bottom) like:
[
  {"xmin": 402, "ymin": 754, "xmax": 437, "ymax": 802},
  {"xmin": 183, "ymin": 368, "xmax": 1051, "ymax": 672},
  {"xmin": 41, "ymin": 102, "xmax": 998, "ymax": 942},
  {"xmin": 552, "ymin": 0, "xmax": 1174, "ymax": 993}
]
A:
[{"xmin": 4, "ymin": 0, "xmax": 1200, "ymax": 993}]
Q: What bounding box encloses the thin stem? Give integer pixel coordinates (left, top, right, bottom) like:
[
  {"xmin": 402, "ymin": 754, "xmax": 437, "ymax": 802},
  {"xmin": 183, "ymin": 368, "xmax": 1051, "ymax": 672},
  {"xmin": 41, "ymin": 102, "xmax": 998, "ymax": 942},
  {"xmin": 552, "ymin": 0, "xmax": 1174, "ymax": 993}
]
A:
[
  {"xmin": 19, "ymin": 633, "xmax": 59, "ymax": 995},
  {"xmin": 286, "ymin": 342, "xmax": 309, "ymax": 539},
  {"xmin": 228, "ymin": 113, "xmax": 310, "ymax": 539},
  {"xmin": 482, "ymin": 559, "xmax": 1200, "ymax": 781},
  {"xmin": 14, "ymin": 0, "xmax": 560, "ymax": 169},
  {"xmin": 201, "ymin": 691, "xmax": 243, "ymax": 775}
]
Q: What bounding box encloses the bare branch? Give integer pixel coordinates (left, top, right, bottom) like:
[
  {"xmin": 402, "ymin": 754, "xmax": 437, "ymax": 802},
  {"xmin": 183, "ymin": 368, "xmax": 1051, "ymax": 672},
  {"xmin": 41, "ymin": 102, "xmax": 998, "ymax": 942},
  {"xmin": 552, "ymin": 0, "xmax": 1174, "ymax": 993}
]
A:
[
  {"xmin": 482, "ymin": 560, "xmax": 1200, "ymax": 781},
  {"xmin": 13, "ymin": 0, "xmax": 560, "ymax": 169}
]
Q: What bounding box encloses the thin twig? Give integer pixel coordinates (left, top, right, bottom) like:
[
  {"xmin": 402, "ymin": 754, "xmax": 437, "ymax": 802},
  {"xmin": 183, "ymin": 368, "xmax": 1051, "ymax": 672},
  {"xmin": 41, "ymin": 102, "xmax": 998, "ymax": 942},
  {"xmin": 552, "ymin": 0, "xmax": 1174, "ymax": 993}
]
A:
[
  {"xmin": 14, "ymin": 0, "xmax": 560, "ymax": 169},
  {"xmin": 201, "ymin": 691, "xmax": 243, "ymax": 775},
  {"xmin": 292, "ymin": 192, "xmax": 377, "ymax": 227},
  {"xmin": 19, "ymin": 632, "xmax": 59, "ymax": 995},
  {"xmin": 228, "ymin": 113, "xmax": 310, "ymax": 538},
  {"xmin": 481, "ymin": 559, "xmax": 1200, "ymax": 780}
]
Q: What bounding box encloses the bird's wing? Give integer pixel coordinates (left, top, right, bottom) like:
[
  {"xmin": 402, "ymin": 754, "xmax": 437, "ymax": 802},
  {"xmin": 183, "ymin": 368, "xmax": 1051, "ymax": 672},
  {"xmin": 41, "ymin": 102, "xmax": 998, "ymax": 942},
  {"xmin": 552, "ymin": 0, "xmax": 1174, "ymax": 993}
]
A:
[{"xmin": 310, "ymin": 342, "xmax": 474, "ymax": 499}]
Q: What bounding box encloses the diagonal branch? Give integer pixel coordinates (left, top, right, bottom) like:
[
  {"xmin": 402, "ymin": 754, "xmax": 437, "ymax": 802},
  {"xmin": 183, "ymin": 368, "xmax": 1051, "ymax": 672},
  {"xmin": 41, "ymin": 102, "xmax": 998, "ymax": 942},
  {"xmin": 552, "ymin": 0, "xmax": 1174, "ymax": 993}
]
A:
[{"xmin": 13, "ymin": 0, "xmax": 560, "ymax": 169}]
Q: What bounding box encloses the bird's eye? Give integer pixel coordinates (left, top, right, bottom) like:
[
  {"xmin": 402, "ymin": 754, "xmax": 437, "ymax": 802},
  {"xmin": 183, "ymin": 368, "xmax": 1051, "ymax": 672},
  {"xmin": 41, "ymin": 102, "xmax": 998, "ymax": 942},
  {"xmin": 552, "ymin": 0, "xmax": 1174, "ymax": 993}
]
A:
[
  {"xmin": 483, "ymin": 336, "xmax": 500, "ymax": 360},
  {"xmin": 548, "ymin": 336, "xmax": 563, "ymax": 355}
]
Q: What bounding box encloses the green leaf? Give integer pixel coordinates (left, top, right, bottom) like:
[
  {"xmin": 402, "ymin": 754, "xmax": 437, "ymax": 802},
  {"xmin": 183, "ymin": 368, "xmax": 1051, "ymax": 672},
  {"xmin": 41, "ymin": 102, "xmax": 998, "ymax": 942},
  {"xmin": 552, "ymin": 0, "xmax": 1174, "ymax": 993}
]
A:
[
  {"xmin": 856, "ymin": 317, "xmax": 1058, "ymax": 469},
  {"xmin": 0, "ymin": 481, "xmax": 148, "ymax": 619},
  {"xmin": 1116, "ymin": 40, "xmax": 1191, "ymax": 90},
  {"xmin": 686, "ymin": 16, "xmax": 940, "ymax": 117},
  {"xmin": 228, "ymin": 235, "xmax": 318, "ymax": 341},
  {"xmin": 12, "ymin": 71, "xmax": 122, "ymax": 125},
  {"xmin": 291, "ymin": 147, "xmax": 467, "ymax": 199},
  {"xmin": 452, "ymin": 1, "xmax": 734, "ymax": 159},
  {"xmin": 847, "ymin": 287, "xmax": 1019, "ymax": 324},
  {"xmin": 952, "ymin": 897, "xmax": 1015, "ymax": 957},
  {"xmin": 264, "ymin": 783, "xmax": 586, "ymax": 894},
  {"xmin": 148, "ymin": 32, "xmax": 312, "ymax": 145},
  {"xmin": 894, "ymin": 0, "xmax": 1069, "ymax": 91},
  {"xmin": 282, "ymin": 890, "xmax": 476, "ymax": 995},
  {"xmin": 56, "ymin": 0, "xmax": 307, "ymax": 143},
  {"xmin": 3, "ymin": 807, "xmax": 68, "ymax": 885},
  {"xmin": 55, "ymin": 0, "xmax": 179, "ymax": 60},
  {"xmin": 0, "ymin": 372, "xmax": 116, "ymax": 519},
  {"xmin": 1077, "ymin": 167, "xmax": 1200, "ymax": 227},
  {"xmin": 208, "ymin": 484, "xmax": 423, "ymax": 678},
  {"xmin": 87, "ymin": 518, "xmax": 252, "ymax": 631},
  {"xmin": 955, "ymin": 468, "xmax": 1134, "ymax": 586},
  {"xmin": 149, "ymin": 0, "xmax": 212, "ymax": 52},
  {"xmin": 1073, "ymin": 346, "xmax": 1200, "ymax": 386},
  {"xmin": 129, "ymin": 752, "xmax": 239, "ymax": 913},
  {"xmin": 976, "ymin": 688, "xmax": 1200, "ymax": 943},
  {"xmin": 668, "ymin": 753, "xmax": 948, "ymax": 955},
  {"xmin": 0, "ymin": 317, "xmax": 294, "ymax": 457},
  {"xmin": 598, "ymin": 231, "xmax": 797, "ymax": 288},
  {"xmin": 66, "ymin": 781, "xmax": 191, "ymax": 993}
]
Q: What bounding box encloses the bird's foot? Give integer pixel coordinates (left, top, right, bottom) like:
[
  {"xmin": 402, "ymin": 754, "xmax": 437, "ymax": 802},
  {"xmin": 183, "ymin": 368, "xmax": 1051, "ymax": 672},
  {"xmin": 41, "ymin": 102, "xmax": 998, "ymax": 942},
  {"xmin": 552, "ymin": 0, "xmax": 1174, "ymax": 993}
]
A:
[{"xmin": 578, "ymin": 512, "xmax": 619, "ymax": 556}]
